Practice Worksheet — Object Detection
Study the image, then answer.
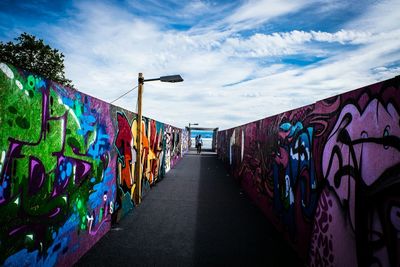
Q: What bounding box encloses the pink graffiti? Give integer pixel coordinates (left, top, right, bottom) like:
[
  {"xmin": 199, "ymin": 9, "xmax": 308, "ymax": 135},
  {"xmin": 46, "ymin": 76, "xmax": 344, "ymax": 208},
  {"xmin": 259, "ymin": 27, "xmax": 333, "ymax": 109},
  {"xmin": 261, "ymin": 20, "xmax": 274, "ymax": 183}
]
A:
[{"xmin": 311, "ymin": 97, "xmax": 400, "ymax": 266}]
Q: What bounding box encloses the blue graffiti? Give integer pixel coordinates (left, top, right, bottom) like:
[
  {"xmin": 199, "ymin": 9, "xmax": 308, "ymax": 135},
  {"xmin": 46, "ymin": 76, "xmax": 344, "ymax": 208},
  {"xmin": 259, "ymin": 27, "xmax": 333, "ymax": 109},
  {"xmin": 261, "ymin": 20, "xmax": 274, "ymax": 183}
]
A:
[
  {"xmin": 77, "ymin": 115, "xmax": 96, "ymax": 136},
  {"xmin": 4, "ymin": 213, "xmax": 80, "ymax": 267},
  {"xmin": 0, "ymin": 180, "xmax": 8, "ymax": 202},
  {"xmin": 121, "ymin": 192, "xmax": 134, "ymax": 217},
  {"xmin": 88, "ymin": 167, "xmax": 114, "ymax": 209},
  {"xmin": 61, "ymin": 97, "xmax": 75, "ymax": 110},
  {"xmin": 62, "ymin": 94, "xmax": 97, "ymax": 137},
  {"xmin": 87, "ymin": 126, "xmax": 110, "ymax": 160},
  {"xmin": 58, "ymin": 160, "xmax": 73, "ymax": 182},
  {"xmin": 273, "ymin": 121, "xmax": 318, "ymax": 237}
]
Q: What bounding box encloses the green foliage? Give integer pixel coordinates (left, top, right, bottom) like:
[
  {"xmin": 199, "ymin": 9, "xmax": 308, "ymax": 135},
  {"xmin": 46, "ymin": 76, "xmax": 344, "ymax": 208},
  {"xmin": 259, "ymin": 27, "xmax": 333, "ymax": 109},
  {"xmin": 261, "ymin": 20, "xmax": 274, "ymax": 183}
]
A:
[{"xmin": 0, "ymin": 32, "xmax": 74, "ymax": 88}]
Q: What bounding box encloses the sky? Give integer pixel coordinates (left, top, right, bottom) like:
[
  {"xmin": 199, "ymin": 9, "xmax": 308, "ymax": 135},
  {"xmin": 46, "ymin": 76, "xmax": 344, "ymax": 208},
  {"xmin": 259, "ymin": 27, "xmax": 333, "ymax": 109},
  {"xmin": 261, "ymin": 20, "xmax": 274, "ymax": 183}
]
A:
[{"xmin": 0, "ymin": 0, "xmax": 399, "ymax": 130}]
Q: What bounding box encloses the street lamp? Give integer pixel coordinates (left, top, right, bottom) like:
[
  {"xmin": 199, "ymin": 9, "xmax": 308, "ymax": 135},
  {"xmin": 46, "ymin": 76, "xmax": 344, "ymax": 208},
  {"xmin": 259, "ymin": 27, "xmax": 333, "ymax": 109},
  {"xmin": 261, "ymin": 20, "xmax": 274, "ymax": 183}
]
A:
[{"xmin": 135, "ymin": 73, "xmax": 184, "ymax": 204}]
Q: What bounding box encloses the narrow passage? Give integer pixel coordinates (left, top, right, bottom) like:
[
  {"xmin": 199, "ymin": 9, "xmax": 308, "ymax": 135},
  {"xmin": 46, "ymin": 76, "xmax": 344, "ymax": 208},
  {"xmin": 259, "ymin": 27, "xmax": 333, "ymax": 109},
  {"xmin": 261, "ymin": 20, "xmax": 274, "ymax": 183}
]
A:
[{"xmin": 76, "ymin": 151, "xmax": 302, "ymax": 266}]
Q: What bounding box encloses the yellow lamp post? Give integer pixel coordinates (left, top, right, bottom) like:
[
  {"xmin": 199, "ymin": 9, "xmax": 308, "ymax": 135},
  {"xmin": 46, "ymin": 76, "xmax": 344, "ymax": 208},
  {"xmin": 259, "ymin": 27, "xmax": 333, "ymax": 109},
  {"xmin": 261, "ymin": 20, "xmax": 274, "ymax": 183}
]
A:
[{"xmin": 134, "ymin": 73, "xmax": 183, "ymax": 204}]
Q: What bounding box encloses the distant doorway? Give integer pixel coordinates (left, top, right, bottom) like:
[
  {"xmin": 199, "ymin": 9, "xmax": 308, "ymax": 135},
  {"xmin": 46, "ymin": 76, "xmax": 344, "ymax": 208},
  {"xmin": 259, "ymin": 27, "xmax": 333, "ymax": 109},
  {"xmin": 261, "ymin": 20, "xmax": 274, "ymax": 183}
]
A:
[{"xmin": 187, "ymin": 127, "xmax": 219, "ymax": 151}]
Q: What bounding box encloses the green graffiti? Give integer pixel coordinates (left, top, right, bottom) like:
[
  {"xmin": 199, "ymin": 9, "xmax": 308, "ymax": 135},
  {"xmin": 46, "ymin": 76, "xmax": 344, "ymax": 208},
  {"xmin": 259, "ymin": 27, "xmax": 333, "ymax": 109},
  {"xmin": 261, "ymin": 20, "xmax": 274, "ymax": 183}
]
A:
[{"xmin": 0, "ymin": 63, "xmax": 109, "ymax": 264}]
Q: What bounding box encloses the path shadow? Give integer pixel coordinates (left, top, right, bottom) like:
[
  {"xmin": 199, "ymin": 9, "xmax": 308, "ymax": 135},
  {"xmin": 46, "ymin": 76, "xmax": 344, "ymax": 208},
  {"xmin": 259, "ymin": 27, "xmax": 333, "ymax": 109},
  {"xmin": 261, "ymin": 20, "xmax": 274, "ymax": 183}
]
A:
[{"xmin": 193, "ymin": 154, "xmax": 304, "ymax": 267}]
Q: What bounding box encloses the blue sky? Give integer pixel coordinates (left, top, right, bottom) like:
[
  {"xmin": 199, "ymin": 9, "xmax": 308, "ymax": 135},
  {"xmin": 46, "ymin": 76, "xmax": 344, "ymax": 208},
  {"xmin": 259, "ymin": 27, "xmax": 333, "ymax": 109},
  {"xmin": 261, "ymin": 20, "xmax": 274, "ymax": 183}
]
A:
[{"xmin": 1, "ymin": 0, "xmax": 399, "ymax": 129}]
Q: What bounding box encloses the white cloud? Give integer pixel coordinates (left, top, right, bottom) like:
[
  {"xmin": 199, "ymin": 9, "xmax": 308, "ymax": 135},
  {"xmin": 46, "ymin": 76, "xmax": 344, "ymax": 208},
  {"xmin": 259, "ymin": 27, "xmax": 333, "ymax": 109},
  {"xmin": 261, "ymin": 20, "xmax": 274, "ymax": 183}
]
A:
[
  {"xmin": 221, "ymin": 30, "xmax": 373, "ymax": 58},
  {"xmin": 311, "ymin": 30, "xmax": 372, "ymax": 44},
  {"xmin": 223, "ymin": 0, "xmax": 308, "ymax": 31},
  {"xmin": 346, "ymin": 0, "xmax": 400, "ymax": 33},
  {"xmin": 180, "ymin": 0, "xmax": 210, "ymax": 17},
  {"xmin": 29, "ymin": 0, "xmax": 399, "ymax": 130},
  {"xmin": 311, "ymin": 0, "xmax": 349, "ymax": 14}
]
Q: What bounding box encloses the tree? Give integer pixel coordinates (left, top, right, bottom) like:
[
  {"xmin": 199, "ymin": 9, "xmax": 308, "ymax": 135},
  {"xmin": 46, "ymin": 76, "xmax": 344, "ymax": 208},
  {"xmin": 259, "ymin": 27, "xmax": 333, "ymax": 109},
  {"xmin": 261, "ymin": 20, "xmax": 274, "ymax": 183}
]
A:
[{"xmin": 0, "ymin": 32, "xmax": 74, "ymax": 88}]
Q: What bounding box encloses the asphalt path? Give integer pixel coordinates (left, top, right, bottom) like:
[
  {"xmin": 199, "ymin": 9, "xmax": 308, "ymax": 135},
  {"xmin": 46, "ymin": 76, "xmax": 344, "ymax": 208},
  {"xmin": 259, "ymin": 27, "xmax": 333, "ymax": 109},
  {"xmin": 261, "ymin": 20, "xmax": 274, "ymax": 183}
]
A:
[{"xmin": 76, "ymin": 151, "xmax": 303, "ymax": 267}]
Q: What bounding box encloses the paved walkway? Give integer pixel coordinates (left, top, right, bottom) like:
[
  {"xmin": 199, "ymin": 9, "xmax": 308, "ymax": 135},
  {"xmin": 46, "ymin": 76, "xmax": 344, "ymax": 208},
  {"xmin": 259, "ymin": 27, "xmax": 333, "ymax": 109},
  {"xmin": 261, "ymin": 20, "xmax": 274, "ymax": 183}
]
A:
[{"xmin": 76, "ymin": 152, "xmax": 302, "ymax": 267}]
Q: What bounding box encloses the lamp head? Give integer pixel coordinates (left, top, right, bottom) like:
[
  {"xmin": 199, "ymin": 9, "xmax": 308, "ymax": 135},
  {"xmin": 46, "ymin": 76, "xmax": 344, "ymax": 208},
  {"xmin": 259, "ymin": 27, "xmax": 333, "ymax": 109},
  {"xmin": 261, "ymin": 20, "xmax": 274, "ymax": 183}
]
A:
[{"xmin": 160, "ymin": 75, "xmax": 184, "ymax": 83}]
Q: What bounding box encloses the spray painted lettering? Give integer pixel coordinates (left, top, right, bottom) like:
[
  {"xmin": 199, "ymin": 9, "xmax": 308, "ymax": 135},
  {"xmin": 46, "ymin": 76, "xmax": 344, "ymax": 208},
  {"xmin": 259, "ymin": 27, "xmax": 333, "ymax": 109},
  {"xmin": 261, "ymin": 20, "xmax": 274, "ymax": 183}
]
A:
[{"xmin": 218, "ymin": 77, "xmax": 400, "ymax": 265}]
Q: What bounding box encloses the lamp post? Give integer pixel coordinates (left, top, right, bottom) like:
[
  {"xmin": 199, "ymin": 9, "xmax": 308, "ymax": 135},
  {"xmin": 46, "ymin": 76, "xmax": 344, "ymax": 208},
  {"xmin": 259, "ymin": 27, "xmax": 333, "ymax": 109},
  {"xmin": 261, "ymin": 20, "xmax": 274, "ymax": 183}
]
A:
[{"xmin": 135, "ymin": 73, "xmax": 183, "ymax": 204}]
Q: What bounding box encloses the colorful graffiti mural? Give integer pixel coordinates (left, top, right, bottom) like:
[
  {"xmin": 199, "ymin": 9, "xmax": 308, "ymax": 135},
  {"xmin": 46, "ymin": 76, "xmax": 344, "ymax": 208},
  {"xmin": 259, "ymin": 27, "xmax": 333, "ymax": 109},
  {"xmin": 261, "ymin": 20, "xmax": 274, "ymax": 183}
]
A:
[
  {"xmin": 181, "ymin": 128, "xmax": 189, "ymax": 156},
  {"xmin": 111, "ymin": 111, "xmax": 184, "ymax": 222},
  {"xmin": 217, "ymin": 76, "xmax": 400, "ymax": 266},
  {"xmin": 0, "ymin": 62, "xmax": 185, "ymax": 266}
]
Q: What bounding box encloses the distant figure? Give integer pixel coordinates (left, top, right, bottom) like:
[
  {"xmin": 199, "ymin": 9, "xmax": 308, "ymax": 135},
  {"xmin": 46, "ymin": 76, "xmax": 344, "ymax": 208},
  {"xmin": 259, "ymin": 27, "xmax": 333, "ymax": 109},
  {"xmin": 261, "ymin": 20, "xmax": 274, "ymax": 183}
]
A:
[
  {"xmin": 195, "ymin": 135, "xmax": 199, "ymax": 150},
  {"xmin": 196, "ymin": 134, "xmax": 203, "ymax": 154}
]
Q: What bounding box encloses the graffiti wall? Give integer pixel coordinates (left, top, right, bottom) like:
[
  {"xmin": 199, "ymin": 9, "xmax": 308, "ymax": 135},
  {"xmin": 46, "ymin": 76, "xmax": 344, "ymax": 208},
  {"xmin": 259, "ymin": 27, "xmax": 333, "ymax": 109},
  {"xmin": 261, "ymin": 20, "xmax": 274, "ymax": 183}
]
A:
[
  {"xmin": 217, "ymin": 76, "xmax": 400, "ymax": 266},
  {"xmin": 181, "ymin": 128, "xmax": 189, "ymax": 156},
  {"xmin": 0, "ymin": 62, "xmax": 185, "ymax": 266},
  {"xmin": 111, "ymin": 112, "xmax": 185, "ymax": 221}
]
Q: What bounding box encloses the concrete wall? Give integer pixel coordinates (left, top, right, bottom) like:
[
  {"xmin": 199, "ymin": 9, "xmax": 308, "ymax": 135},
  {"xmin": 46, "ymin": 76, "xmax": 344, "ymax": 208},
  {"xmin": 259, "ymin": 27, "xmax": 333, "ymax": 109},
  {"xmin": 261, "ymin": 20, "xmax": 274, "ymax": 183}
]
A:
[
  {"xmin": 217, "ymin": 76, "xmax": 400, "ymax": 266},
  {"xmin": 0, "ymin": 62, "xmax": 187, "ymax": 266}
]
